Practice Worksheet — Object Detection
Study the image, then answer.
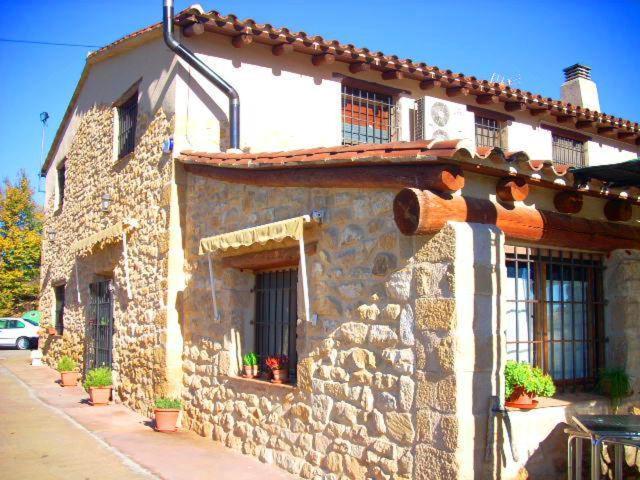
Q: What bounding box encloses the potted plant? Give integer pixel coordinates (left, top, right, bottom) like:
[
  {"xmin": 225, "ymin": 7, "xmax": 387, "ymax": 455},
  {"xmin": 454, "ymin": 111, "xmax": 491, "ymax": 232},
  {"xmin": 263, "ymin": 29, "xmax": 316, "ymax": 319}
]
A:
[
  {"xmin": 242, "ymin": 352, "xmax": 259, "ymax": 378},
  {"xmin": 84, "ymin": 366, "xmax": 113, "ymax": 405},
  {"xmin": 57, "ymin": 355, "xmax": 79, "ymax": 387},
  {"xmin": 265, "ymin": 354, "xmax": 289, "ymax": 384},
  {"xmin": 505, "ymin": 360, "xmax": 556, "ymax": 409},
  {"xmin": 154, "ymin": 397, "xmax": 182, "ymax": 432},
  {"xmin": 47, "ymin": 326, "xmax": 57, "ymax": 335},
  {"xmin": 597, "ymin": 367, "xmax": 632, "ymax": 413}
]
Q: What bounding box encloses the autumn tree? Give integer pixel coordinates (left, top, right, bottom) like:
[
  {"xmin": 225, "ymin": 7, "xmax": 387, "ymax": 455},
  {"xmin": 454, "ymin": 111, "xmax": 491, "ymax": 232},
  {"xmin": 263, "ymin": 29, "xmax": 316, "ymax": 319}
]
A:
[{"xmin": 0, "ymin": 171, "xmax": 43, "ymax": 316}]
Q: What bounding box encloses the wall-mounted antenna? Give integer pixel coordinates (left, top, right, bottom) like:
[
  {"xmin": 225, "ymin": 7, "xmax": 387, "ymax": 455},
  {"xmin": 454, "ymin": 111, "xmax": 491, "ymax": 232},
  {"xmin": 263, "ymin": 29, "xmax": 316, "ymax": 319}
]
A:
[{"xmin": 37, "ymin": 111, "xmax": 49, "ymax": 193}]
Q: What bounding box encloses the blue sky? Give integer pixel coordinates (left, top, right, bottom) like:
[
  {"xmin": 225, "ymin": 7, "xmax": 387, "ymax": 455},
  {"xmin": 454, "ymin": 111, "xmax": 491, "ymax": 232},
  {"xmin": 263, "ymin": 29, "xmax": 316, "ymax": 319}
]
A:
[{"xmin": 1, "ymin": 0, "xmax": 639, "ymax": 204}]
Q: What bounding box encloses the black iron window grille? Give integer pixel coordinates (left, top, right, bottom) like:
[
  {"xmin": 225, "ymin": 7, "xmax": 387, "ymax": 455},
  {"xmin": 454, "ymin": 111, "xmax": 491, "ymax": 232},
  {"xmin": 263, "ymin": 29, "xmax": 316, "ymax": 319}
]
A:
[
  {"xmin": 475, "ymin": 115, "xmax": 503, "ymax": 148},
  {"xmin": 54, "ymin": 285, "xmax": 65, "ymax": 336},
  {"xmin": 254, "ymin": 269, "xmax": 298, "ymax": 381},
  {"xmin": 117, "ymin": 94, "xmax": 138, "ymax": 159},
  {"xmin": 56, "ymin": 162, "xmax": 66, "ymax": 209},
  {"xmin": 552, "ymin": 134, "xmax": 585, "ymax": 167},
  {"xmin": 505, "ymin": 245, "xmax": 604, "ymax": 391},
  {"xmin": 87, "ymin": 280, "xmax": 114, "ymax": 369},
  {"xmin": 342, "ymin": 85, "xmax": 398, "ymax": 145}
]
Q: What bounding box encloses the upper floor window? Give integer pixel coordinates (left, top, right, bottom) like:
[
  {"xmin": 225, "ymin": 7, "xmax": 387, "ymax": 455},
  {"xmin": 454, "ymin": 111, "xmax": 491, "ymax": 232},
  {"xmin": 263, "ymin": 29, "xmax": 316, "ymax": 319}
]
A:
[
  {"xmin": 552, "ymin": 134, "xmax": 585, "ymax": 167},
  {"xmin": 475, "ymin": 115, "xmax": 504, "ymax": 148},
  {"xmin": 54, "ymin": 284, "xmax": 65, "ymax": 336},
  {"xmin": 342, "ymin": 83, "xmax": 398, "ymax": 145},
  {"xmin": 117, "ymin": 93, "xmax": 138, "ymax": 159},
  {"xmin": 56, "ymin": 161, "xmax": 66, "ymax": 210},
  {"xmin": 505, "ymin": 245, "xmax": 604, "ymax": 391}
]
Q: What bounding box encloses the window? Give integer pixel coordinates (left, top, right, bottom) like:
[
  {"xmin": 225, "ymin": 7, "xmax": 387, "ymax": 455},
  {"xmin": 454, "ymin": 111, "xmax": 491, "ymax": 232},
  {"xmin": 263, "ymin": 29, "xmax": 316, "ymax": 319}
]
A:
[
  {"xmin": 55, "ymin": 285, "xmax": 65, "ymax": 336},
  {"xmin": 5, "ymin": 320, "xmax": 24, "ymax": 328},
  {"xmin": 254, "ymin": 269, "xmax": 298, "ymax": 381},
  {"xmin": 552, "ymin": 134, "xmax": 585, "ymax": 167},
  {"xmin": 342, "ymin": 85, "xmax": 398, "ymax": 145},
  {"xmin": 475, "ymin": 115, "xmax": 504, "ymax": 148},
  {"xmin": 117, "ymin": 93, "xmax": 138, "ymax": 159},
  {"xmin": 56, "ymin": 162, "xmax": 66, "ymax": 210},
  {"xmin": 505, "ymin": 246, "xmax": 604, "ymax": 391}
]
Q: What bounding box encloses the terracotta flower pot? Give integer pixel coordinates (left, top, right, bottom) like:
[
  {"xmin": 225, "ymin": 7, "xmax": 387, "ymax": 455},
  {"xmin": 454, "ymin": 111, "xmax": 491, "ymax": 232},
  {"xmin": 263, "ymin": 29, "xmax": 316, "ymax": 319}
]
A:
[
  {"xmin": 154, "ymin": 408, "xmax": 180, "ymax": 432},
  {"xmin": 243, "ymin": 365, "xmax": 259, "ymax": 378},
  {"xmin": 506, "ymin": 386, "xmax": 537, "ymax": 409},
  {"xmin": 89, "ymin": 386, "xmax": 112, "ymax": 405},
  {"xmin": 60, "ymin": 371, "xmax": 79, "ymax": 387},
  {"xmin": 271, "ymin": 368, "xmax": 289, "ymax": 384},
  {"xmin": 47, "ymin": 327, "xmax": 57, "ymax": 335}
]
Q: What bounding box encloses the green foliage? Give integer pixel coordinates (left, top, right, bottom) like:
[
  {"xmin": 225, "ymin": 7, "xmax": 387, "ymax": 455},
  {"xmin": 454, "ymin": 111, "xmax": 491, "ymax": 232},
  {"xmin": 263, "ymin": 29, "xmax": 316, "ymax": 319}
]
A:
[
  {"xmin": 83, "ymin": 367, "xmax": 112, "ymax": 389},
  {"xmin": 154, "ymin": 397, "xmax": 182, "ymax": 409},
  {"xmin": 505, "ymin": 360, "xmax": 556, "ymax": 398},
  {"xmin": 598, "ymin": 367, "xmax": 632, "ymax": 413},
  {"xmin": 57, "ymin": 355, "xmax": 77, "ymax": 372},
  {"xmin": 242, "ymin": 352, "xmax": 259, "ymax": 366},
  {"xmin": 0, "ymin": 172, "xmax": 43, "ymax": 316}
]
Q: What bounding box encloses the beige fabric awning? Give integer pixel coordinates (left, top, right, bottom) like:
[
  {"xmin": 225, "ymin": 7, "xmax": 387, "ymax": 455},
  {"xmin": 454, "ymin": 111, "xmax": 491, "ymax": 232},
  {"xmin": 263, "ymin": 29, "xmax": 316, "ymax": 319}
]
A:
[
  {"xmin": 199, "ymin": 215, "xmax": 311, "ymax": 256},
  {"xmin": 71, "ymin": 218, "xmax": 138, "ymax": 256}
]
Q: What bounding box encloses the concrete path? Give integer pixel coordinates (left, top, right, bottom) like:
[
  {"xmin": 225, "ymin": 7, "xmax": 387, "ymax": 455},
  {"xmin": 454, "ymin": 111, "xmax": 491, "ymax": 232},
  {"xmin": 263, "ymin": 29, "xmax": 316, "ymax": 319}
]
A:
[{"xmin": 0, "ymin": 350, "xmax": 294, "ymax": 480}]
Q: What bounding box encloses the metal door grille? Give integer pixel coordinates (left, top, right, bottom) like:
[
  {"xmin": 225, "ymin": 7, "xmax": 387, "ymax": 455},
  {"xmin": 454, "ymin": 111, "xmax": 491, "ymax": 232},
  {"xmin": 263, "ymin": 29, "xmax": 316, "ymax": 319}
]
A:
[
  {"xmin": 341, "ymin": 85, "xmax": 398, "ymax": 145},
  {"xmin": 505, "ymin": 245, "xmax": 604, "ymax": 391},
  {"xmin": 552, "ymin": 134, "xmax": 585, "ymax": 167},
  {"xmin": 54, "ymin": 285, "xmax": 65, "ymax": 336},
  {"xmin": 254, "ymin": 269, "xmax": 298, "ymax": 380},
  {"xmin": 117, "ymin": 94, "xmax": 137, "ymax": 158},
  {"xmin": 87, "ymin": 280, "xmax": 114, "ymax": 370},
  {"xmin": 475, "ymin": 115, "xmax": 503, "ymax": 148}
]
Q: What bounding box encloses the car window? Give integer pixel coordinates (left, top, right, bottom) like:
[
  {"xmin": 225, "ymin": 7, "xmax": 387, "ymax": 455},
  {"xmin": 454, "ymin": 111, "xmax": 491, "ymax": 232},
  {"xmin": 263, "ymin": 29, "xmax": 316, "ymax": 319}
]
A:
[
  {"xmin": 7, "ymin": 320, "xmax": 17, "ymax": 328},
  {"xmin": 16, "ymin": 321, "xmax": 25, "ymax": 328},
  {"xmin": 23, "ymin": 318, "xmax": 38, "ymax": 326},
  {"xmin": 0, "ymin": 320, "xmax": 6, "ymax": 328}
]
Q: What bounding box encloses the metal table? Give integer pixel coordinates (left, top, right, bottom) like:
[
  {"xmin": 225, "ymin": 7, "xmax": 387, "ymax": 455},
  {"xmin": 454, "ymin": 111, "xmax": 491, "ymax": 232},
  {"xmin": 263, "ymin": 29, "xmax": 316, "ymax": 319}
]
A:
[{"xmin": 567, "ymin": 415, "xmax": 640, "ymax": 480}]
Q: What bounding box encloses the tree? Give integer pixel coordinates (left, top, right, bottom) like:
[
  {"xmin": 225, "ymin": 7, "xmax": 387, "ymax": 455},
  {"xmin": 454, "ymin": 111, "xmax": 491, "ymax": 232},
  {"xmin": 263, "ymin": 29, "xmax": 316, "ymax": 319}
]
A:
[{"xmin": 0, "ymin": 172, "xmax": 43, "ymax": 316}]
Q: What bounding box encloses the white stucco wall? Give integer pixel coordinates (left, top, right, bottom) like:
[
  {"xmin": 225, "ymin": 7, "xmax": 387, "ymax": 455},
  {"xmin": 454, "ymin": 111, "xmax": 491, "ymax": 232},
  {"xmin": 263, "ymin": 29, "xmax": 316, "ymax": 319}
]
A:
[{"xmin": 506, "ymin": 122, "xmax": 553, "ymax": 159}]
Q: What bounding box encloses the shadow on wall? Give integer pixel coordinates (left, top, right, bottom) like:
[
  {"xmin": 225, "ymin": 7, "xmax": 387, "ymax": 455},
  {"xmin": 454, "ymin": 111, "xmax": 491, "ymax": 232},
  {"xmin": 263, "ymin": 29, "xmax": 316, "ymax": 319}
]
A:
[{"xmin": 523, "ymin": 422, "xmax": 569, "ymax": 478}]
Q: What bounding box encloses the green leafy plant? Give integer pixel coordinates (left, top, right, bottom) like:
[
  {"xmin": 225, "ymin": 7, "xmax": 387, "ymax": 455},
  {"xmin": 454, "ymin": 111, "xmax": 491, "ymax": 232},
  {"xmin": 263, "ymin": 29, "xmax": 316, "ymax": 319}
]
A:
[
  {"xmin": 242, "ymin": 352, "xmax": 259, "ymax": 366},
  {"xmin": 597, "ymin": 367, "xmax": 632, "ymax": 413},
  {"xmin": 154, "ymin": 397, "xmax": 182, "ymax": 409},
  {"xmin": 505, "ymin": 360, "xmax": 556, "ymax": 398},
  {"xmin": 83, "ymin": 366, "xmax": 112, "ymax": 390},
  {"xmin": 57, "ymin": 355, "xmax": 77, "ymax": 373}
]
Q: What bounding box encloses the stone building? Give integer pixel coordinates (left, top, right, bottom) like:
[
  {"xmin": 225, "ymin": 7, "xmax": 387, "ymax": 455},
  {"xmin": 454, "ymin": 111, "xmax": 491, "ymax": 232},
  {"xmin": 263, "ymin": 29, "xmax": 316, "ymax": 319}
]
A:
[{"xmin": 39, "ymin": 4, "xmax": 640, "ymax": 479}]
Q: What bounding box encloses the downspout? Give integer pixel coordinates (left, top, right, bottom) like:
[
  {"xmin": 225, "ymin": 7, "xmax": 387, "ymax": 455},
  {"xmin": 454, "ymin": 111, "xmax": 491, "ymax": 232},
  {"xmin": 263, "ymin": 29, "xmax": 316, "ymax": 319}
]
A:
[{"xmin": 162, "ymin": 0, "xmax": 240, "ymax": 151}]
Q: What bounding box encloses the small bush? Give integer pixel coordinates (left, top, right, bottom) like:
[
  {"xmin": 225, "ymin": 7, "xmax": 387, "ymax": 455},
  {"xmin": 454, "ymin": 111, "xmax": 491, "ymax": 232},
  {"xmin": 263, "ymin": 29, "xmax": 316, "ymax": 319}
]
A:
[
  {"xmin": 57, "ymin": 356, "xmax": 77, "ymax": 373},
  {"xmin": 83, "ymin": 367, "xmax": 112, "ymax": 390},
  {"xmin": 154, "ymin": 397, "xmax": 182, "ymax": 409},
  {"xmin": 505, "ymin": 360, "xmax": 556, "ymax": 398},
  {"xmin": 242, "ymin": 352, "xmax": 259, "ymax": 366},
  {"xmin": 598, "ymin": 367, "xmax": 632, "ymax": 413}
]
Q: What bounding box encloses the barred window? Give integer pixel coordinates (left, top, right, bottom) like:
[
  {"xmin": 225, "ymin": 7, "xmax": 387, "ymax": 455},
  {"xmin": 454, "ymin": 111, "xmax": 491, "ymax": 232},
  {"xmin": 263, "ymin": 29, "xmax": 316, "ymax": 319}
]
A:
[
  {"xmin": 552, "ymin": 134, "xmax": 585, "ymax": 167},
  {"xmin": 475, "ymin": 115, "xmax": 503, "ymax": 148},
  {"xmin": 117, "ymin": 93, "xmax": 138, "ymax": 159},
  {"xmin": 56, "ymin": 161, "xmax": 66, "ymax": 210},
  {"xmin": 54, "ymin": 284, "xmax": 65, "ymax": 336},
  {"xmin": 342, "ymin": 85, "xmax": 398, "ymax": 145},
  {"xmin": 505, "ymin": 246, "xmax": 604, "ymax": 391},
  {"xmin": 254, "ymin": 269, "xmax": 298, "ymax": 381}
]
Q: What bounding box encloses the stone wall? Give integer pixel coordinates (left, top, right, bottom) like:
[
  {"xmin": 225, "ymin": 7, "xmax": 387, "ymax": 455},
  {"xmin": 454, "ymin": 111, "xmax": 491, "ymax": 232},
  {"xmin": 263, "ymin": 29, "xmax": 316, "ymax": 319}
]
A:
[{"xmin": 39, "ymin": 104, "xmax": 174, "ymax": 416}]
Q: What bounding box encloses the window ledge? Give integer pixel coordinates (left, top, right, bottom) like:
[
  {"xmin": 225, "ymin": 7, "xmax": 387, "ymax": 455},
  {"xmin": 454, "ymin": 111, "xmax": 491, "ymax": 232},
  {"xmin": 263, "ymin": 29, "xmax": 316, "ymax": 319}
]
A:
[
  {"xmin": 224, "ymin": 375, "xmax": 296, "ymax": 392},
  {"xmin": 507, "ymin": 392, "xmax": 609, "ymax": 412},
  {"xmin": 113, "ymin": 151, "xmax": 134, "ymax": 167}
]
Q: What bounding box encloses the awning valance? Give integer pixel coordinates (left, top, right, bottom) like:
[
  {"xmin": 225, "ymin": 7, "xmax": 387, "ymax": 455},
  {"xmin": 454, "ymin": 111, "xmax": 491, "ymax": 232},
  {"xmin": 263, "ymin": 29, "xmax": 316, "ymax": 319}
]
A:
[
  {"xmin": 199, "ymin": 215, "xmax": 311, "ymax": 256},
  {"xmin": 71, "ymin": 218, "xmax": 139, "ymax": 256}
]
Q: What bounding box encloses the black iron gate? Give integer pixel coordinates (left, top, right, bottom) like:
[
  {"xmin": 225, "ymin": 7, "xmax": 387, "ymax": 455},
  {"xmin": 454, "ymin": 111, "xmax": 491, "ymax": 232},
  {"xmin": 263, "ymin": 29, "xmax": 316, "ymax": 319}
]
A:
[{"xmin": 86, "ymin": 279, "xmax": 114, "ymax": 370}]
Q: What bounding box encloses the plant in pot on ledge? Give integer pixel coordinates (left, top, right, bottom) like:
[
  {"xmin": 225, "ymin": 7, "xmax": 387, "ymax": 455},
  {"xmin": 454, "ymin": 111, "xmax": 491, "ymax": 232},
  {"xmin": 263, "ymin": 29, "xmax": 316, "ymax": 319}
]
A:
[
  {"xmin": 505, "ymin": 360, "xmax": 556, "ymax": 410},
  {"xmin": 154, "ymin": 397, "xmax": 182, "ymax": 432},
  {"xmin": 84, "ymin": 366, "xmax": 113, "ymax": 406},
  {"xmin": 57, "ymin": 355, "xmax": 79, "ymax": 387},
  {"xmin": 242, "ymin": 352, "xmax": 259, "ymax": 379},
  {"xmin": 266, "ymin": 354, "xmax": 289, "ymax": 384}
]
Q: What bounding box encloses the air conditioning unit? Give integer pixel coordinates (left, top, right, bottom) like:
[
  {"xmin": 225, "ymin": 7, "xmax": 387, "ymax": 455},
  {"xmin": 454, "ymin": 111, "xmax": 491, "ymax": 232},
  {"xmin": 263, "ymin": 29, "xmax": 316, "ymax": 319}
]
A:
[{"xmin": 412, "ymin": 97, "xmax": 474, "ymax": 142}]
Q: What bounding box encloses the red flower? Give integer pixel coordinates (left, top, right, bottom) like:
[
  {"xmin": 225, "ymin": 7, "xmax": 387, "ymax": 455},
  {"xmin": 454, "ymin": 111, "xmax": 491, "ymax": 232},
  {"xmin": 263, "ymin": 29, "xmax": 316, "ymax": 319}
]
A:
[{"xmin": 265, "ymin": 354, "xmax": 288, "ymax": 370}]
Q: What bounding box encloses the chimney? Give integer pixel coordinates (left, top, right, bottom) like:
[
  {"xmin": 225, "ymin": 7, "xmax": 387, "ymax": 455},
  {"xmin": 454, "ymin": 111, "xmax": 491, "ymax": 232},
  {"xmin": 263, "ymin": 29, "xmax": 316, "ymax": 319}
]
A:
[{"xmin": 560, "ymin": 63, "xmax": 600, "ymax": 111}]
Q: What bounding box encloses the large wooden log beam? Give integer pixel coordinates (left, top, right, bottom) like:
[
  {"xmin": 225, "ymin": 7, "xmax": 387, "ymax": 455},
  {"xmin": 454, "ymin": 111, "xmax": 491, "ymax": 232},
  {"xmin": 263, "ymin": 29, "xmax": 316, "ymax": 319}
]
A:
[
  {"xmin": 393, "ymin": 188, "xmax": 640, "ymax": 251},
  {"xmin": 604, "ymin": 199, "xmax": 632, "ymax": 222},
  {"xmin": 184, "ymin": 164, "xmax": 465, "ymax": 193},
  {"xmin": 496, "ymin": 177, "xmax": 529, "ymax": 202},
  {"xmin": 554, "ymin": 191, "xmax": 583, "ymax": 214}
]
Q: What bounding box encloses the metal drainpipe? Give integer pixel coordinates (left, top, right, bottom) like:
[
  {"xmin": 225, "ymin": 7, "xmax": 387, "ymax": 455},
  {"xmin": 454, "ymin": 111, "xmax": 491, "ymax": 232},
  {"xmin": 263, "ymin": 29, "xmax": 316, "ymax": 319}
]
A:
[{"xmin": 162, "ymin": 0, "xmax": 240, "ymax": 151}]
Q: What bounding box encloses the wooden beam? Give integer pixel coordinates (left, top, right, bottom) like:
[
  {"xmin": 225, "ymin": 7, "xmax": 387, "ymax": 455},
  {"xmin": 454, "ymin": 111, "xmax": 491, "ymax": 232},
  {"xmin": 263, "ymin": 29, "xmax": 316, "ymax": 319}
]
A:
[
  {"xmin": 604, "ymin": 199, "xmax": 632, "ymax": 222},
  {"xmin": 575, "ymin": 120, "xmax": 594, "ymax": 129},
  {"xmin": 554, "ymin": 191, "xmax": 583, "ymax": 214},
  {"xmin": 419, "ymin": 79, "xmax": 441, "ymax": 90},
  {"xmin": 182, "ymin": 22, "xmax": 205, "ymax": 37},
  {"xmin": 231, "ymin": 34, "xmax": 253, "ymax": 48},
  {"xmin": 382, "ymin": 70, "xmax": 403, "ymax": 80},
  {"xmin": 311, "ymin": 53, "xmax": 335, "ymax": 66},
  {"xmin": 597, "ymin": 126, "xmax": 616, "ymax": 135},
  {"xmin": 446, "ymin": 86, "xmax": 469, "ymax": 97},
  {"xmin": 184, "ymin": 164, "xmax": 465, "ymax": 193},
  {"xmin": 529, "ymin": 108, "xmax": 549, "ymax": 117},
  {"xmin": 222, "ymin": 242, "xmax": 317, "ymax": 271},
  {"xmin": 636, "ymin": 137, "xmax": 640, "ymax": 146},
  {"xmin": 504, "ymin": 101, "xmax": 526, "ymax": 112},
  {"xmin": 349, "ymin": 62, "xmax": 371, "ymax": 74},
  {"xmin": 496, "ymin": 177, "xmax": 529, "ymax": 202},
  {"xmin": 272, "ymin": 43, "xmax": 294, "ymax": 56},
  {"xmin": 393, "ymin": 188, "xmax": 640, "ymax": 251},
  {"xmin": 476, "ymin": 94, "xmax": 500, "ymax": 105},
  {"xmin": 617, "ymin": 131, "xmax": 636, "ymax": 140},
  {"xmin": 555, "ymin": 115, "xmax": 573, "ymax": 123}
]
